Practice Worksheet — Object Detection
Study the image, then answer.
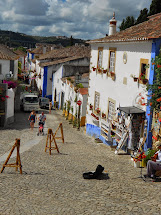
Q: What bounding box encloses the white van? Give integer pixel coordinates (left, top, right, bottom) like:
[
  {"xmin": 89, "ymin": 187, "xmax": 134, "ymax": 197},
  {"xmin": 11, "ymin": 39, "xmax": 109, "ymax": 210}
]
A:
[{"xmin": 20, "ymin": 93, "xmax": 39, "ymax": 112}]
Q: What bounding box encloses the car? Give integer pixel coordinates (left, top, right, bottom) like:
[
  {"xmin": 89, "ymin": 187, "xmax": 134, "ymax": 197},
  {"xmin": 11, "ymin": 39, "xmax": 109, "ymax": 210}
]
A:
[{"xmin": 39, "ymin": 97, "xmax": 49, "ymax": 109}]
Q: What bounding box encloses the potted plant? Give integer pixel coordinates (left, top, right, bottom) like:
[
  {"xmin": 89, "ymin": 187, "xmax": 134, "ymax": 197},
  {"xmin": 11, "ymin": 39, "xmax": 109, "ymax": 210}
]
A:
[
  {"xmin": 102, "ymin": 112, "xmax": 106, "ymax": 118},
  {"xmin": 97, "ymin": 68, "xmax": 102, "ymax": 73},
  {"xmin": 139, "ymin": 74, "xmax": 148, "ymax": 84},
  {"xmin": 92, "ymin": 66, "xmax": 96, "ymax": 71},
  {"xmin": 96, "ymin": 108, "xmax": 100, "ymax": 114},
  {"xmin": 103, "ymin": 69, "xmax": 107, "ymax": 74},
  {"xmin": 89, "ymin": 104, "xmax": 93, "ymax": 110},
  {"xmin": 130, "ymin": 74, "xmax": 138, "ymax": 82}
]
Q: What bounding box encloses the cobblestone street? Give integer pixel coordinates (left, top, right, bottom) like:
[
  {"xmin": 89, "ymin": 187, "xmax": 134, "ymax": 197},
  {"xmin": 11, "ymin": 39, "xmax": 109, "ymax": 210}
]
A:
[{"xmin": 0, "ymin": 110, "xmax": 161, "ymax": 215}]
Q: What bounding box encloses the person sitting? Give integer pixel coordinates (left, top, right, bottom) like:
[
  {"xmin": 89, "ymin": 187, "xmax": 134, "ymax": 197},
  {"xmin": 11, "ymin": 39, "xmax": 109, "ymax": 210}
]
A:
[
  {"xmin": 144, "ymin": 141, "xmax": 161, "ymax": 179},
  {"xmin": 38, "ymin": 112, "xmax": 46, "ymax": 124}
]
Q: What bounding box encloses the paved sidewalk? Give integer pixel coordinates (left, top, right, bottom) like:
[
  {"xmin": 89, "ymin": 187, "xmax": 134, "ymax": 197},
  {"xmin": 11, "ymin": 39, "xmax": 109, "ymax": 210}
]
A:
[{"xmin": 0, "ymin": 110, "xmax": 161, "ymax": 215}]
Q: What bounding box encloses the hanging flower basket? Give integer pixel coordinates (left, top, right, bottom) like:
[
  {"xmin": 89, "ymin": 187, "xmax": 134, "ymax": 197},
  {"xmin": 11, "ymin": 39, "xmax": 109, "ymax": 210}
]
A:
[
  {"xmin": 102, "ymin": 113, "xmax": 106, "ymax": 118},
  {"xmin": 142, "ymin": 78, "xmax": 148, "ymax": 84},
  {"xmin": 92, "ymin": 67, "xmax": 96, "ymax": 71},
  {"xmin": 103, "ymin": 69, "xmax": 107, "ymax": 74},
  {"xmin": 97, "ymin": 69, "xmax": 102, "ymax": 73},
  {"xmin": 133, "ymin": 77, "xmax": 138, "ymax": 82},
  {"xmin": 89, "ymin": 104, "xmax": 93, "ymax": 110},
  {"xmin": 96, "ymin": 108, "xmax": 100, "ymax": 114}
]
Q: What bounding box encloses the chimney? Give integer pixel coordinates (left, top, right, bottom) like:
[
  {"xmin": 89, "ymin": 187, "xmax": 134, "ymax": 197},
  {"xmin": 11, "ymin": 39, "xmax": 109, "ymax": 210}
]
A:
[
  {"xmin": 43, "ymin": 46, "xmax": 46, "ymax": 54},
  {"xmin": 109, "ymin": 12, "xmax": 117, "ymax": 36}
]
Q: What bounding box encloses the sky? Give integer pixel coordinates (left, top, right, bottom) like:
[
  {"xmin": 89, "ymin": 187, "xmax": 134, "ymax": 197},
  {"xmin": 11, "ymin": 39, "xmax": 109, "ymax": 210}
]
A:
[{"xmin": 0, "ymin": 0, "xmax": 152, "ymax": 40}]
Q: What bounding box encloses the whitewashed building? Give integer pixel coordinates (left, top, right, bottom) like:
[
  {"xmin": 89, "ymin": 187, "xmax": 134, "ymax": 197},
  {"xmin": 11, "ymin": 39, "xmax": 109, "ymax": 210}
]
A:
[
  {"xmin": 37, "ymin": 46, "xmax": 90, "ymax": 102},
  {"xmin": 0, "ymin": 45, "xmax": 19, "ymax": 126},
  {"xmin": 86, "ymin": 13, "xmax": 161, "ymax": 151}
]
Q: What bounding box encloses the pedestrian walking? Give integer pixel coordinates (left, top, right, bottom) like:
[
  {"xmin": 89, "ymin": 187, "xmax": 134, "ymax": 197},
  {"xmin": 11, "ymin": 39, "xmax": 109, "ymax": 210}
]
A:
[
  {"xmin": 28, "ymin": 110, "xmax": 37, "ymax": 130},
  {"xmin": 49, "ymin": 100, "xmax": 52, "ymax": 114}
]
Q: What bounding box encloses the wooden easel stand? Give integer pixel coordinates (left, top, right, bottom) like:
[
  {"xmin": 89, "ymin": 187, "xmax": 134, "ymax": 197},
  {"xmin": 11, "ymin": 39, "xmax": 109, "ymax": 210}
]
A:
[
  {"xmin": 45, "ymin": 129, "xmax": 60, "ymax": 155},
  {"xmin": 1, "ymin": 138, "xmax": 22, "ymax": 174}
]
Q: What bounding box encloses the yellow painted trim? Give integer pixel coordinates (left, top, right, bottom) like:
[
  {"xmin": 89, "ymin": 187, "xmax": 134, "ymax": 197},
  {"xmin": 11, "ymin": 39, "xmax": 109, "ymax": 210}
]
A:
[
  {"xmin": 139, "ymin": 58, "xmax": 149, "ymax": 84},
  {"xmin": 108, "ymin": 48, "xmax": 117, "ymax": 73},
  {"xmin": 80, "ymin": 116, "xmax": 86, "ymax": 126}
]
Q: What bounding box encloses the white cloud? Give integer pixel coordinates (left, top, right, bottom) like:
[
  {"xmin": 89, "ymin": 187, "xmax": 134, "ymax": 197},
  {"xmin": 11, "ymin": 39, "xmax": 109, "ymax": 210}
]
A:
[{"xmin": 0, "ymin": 0, "xmax": 152, "ymax": 40}]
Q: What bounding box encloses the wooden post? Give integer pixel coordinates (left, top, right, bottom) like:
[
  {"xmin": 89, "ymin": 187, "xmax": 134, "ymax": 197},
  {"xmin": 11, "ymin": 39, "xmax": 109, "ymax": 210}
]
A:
[{"xmin": 1, "ymin": 139, "xmax": 22, "ymax": 174}]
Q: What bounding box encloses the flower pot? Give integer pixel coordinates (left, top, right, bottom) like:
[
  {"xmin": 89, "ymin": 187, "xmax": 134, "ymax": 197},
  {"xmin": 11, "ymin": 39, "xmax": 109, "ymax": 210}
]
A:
[
  {"xmin": 133, "ymin": 77, "xmax": 138, "ymax": 82},
  {"xmin": 98, "ymin": 69, "xmax": 102, "ymax": 73},
  {"xmin": 142, "ymin": 79, "xmax": 148, "ymax": 84},
  {"xmin": 93, "ymin": 68, "xmax": 96, "ymax": 71},
  {"xmin": 103, "ymin": 70, "xmax": 107, "ymax": 74}
]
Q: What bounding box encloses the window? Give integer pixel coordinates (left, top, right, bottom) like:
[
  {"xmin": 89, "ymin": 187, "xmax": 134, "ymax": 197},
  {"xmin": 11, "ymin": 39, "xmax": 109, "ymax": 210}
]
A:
[
  {"xmin": 97, "ymin": 47, "xmax": 103, "ymax": 68},
  {"xmin": 0, "ymin": 64, "xmax": 1, "ymax": 74},
  {"xmin": 108, "ymin": 48, "xmax": 116, "ymax": 72},
  {"xmin": 139, "ymin": 59, "xmax": 149, "ymax": 84},
  {"xmin": 94, "ymin": 91, "xmax": 100, "ymax": 111},
  {"xmin": 108, "ymin": 98, "xmax": 116, "ymax": 121}
]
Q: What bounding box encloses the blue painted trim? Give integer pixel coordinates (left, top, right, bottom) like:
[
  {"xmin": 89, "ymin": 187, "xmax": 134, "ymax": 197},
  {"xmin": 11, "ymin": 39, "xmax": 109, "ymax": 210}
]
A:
[
  {"xmin": 32, "ymin": 53, "xmax": 34, "ymax": 60},
  {"xmin": 86, "ymin": 123, "xmax": 101, "ymax": 138},
  {"xmin": 86, "ymin": 123, "xmax": 112, "ymax": 146},
  {"xmin": 145, "ymin": 39, "xmax": 161, "ymax": 150},
  {"xmin": 46, "ymin": 95, "xmax": 52, "ymax": 100},
  {"xmin": 42, "ymin": 66, "xmax": 48, "ymax": 97}
]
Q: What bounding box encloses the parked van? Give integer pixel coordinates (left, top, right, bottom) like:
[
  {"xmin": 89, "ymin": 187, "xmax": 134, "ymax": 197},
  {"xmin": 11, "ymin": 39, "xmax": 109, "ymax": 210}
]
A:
[
  {"xmin": 20, "ymin": 92, "xmax": 39, "ymax": 112},
  {"xmin": 39, "ymin": 97, "xmax": 49, "ymax": 109}
]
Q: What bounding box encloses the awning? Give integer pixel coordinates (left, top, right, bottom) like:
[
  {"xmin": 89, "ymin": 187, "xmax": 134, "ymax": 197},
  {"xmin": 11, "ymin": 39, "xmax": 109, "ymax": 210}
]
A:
[{"xmin": 118, "ymin": 106, "xmax": 145, "ymax": 115}]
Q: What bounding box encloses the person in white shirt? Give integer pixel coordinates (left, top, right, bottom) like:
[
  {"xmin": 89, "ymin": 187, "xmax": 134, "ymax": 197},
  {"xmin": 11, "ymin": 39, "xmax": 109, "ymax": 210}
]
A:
[
  {"xmin": 145, "ymin": 141, "xmax": 161, "ymax": 179},
  {"xmin": 38, "ymin": 112, "xmax": 46, "ymax": 125}
]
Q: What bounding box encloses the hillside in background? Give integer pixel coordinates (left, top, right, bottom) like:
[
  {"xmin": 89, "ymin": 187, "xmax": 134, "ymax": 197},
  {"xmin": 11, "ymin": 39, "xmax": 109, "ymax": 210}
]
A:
[{"xmin": 0, "ymin": 30, "xmax": 87, "ymax": 48}]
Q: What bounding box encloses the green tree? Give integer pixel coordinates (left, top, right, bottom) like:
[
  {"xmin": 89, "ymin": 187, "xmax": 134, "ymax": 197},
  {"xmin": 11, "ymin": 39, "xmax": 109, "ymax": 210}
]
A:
[
  {"xmin": 135, "ymin": 8, "xmax": 148, "ymax": 25},
  {"xmin": 148, "ymin": 0, "xmax": 161, "ymax": 16},
  {"xmin": 119, "ymin": 16, "xmax": 135, "ymax": 31},
  {"xmin": 70, "ymin": 35, "xmax": 74, "ymax": 46}
]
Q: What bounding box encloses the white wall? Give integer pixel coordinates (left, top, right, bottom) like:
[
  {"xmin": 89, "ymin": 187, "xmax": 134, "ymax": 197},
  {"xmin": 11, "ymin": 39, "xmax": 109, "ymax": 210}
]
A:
[
  {"xmin": 13, "ymin": 59, "xmax": 18, "ymax": 80},
  {"xmin": 0, "ymin": 59, "xmax": 10, "ymax": 80},
  {"xmin": 87, "ymin": 41, "xmax": 152, "ymax": 124},
  {"xmin": 52, "ymin": 66, "xmax": 63, "ymax": 102},
  {"xmin": 6, "ymin": 88, "xmax": 14, "ymax": 123}
]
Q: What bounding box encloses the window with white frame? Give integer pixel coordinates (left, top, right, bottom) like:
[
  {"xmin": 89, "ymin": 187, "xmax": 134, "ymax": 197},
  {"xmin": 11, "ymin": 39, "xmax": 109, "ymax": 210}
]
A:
[
  {"xmin": 97, "ymin": 47, "xmax": 103, "ymax": 68},
  {"xmin": 108, "ymin": 99, "xmax": 115, "ymax": 121},
  {"xmin": 94, "ymin": 91, "xmax": 100, "ymax": 110},
  {"xmin": 109, "ymin": 48, "xmax": 116, "ymax": 72}
]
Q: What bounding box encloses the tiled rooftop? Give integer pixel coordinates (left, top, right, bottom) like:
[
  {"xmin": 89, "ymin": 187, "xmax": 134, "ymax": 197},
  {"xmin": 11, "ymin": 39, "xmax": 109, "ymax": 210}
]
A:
[
  {"xmin": 14, "ymin": 49, "xmax": 26, "ymax": 57},
  {"xmin": 39, "ymin": 46, "xmax": 91, "ymax": 67},
  {"xmin": 0, "ymin": 44, "xmax": 19, "ymax": 60},
  {"xmin": 89, "ymin": 12, "xmax": 161, "ymax": 43}
]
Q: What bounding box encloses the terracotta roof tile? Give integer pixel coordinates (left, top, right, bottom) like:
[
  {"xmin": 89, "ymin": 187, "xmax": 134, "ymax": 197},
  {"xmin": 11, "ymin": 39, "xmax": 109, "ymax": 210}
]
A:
[
  {"xmin": 14, "ymin": 49, "xmax": 26, "ymax": 56},
  {"xmin": 0, "ymin": 44, "xmax": 19, "ymax": 60},
  {"xmin": 39, "ymin": 46, "xmax": 90, "ymax": 67},
  {"xmin": 89, "ymin": 12, "xmax": 161, "ymax": 43}
]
